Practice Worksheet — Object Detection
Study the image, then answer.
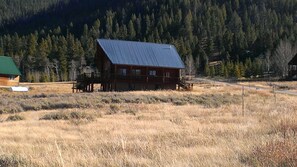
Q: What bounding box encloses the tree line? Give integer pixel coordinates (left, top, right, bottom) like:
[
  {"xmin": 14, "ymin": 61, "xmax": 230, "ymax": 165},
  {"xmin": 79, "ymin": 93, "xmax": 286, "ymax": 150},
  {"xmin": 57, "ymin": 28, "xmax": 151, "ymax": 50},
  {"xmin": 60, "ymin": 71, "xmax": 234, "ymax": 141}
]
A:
[{"xmin": 0, "ymin": 0, "xmax": 296, "ymax": 82}]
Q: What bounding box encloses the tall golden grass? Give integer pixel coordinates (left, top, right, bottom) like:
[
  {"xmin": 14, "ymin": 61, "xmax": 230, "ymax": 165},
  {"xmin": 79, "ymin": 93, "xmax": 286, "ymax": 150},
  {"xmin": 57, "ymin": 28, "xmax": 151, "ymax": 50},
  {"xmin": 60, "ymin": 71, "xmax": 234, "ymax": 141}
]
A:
[{"xmin": 0, "ymin": 82, "xmax": 296, "ymax": 166}]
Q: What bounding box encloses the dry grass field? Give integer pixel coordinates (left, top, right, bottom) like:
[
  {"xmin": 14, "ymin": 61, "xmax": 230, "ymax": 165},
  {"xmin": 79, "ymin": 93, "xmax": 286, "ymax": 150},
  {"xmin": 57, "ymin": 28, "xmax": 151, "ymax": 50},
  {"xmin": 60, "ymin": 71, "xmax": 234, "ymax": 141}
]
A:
[{"xmin": 0, "ymin": 81, "xmax": 297, "ymax": 166}]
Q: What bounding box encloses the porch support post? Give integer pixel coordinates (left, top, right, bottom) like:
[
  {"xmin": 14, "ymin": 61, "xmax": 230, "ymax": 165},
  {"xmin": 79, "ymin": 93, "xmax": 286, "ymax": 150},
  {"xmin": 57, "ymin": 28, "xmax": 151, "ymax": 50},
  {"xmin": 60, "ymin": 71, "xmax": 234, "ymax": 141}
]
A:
[
  {"xmin": 146, "ymin": 67, "xmax": 149, "ymax": 90},
  {"xmin": 114, "ymin": 65, "xmax": 117, "ymax": 91}
]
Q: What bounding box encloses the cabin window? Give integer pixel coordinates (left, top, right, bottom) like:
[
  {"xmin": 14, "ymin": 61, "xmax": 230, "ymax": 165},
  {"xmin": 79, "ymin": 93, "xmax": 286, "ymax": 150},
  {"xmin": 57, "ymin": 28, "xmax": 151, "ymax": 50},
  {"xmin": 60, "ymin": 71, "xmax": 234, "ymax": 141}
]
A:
[
  {"xmin": 149, "ymin": 70, "xmax": 156, "ymax": 76},
  {"xmin": 131, "ymin": 69, "xmax": 141, "ymax": 76},
  {"xmin": 9, "ymin": 75, "xmax": 15, "ymax": 80},
  {"xmin": 165, "ymin": 72, "xmax": 170, "ymax": 78},
  {"xmin": 118, "ymin": 68, "xmax": 127, "ymax": 76}
]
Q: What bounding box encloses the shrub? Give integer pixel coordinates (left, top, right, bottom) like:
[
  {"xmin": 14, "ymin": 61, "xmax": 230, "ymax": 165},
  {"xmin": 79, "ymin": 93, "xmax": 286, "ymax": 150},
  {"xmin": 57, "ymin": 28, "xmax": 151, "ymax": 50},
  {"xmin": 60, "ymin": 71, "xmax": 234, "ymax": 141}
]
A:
[
  {"xmin": 21, "ymin": 103, "xmax": 41, "ymax": 111},
  {"xmin": 173, "ymin": 100, "xmax": 187, "ymax": 106},
  {"xmin": 40, "ymin": 111, "xmax": 97, "ymax": 121},
  {"xmin": 32, "ymin": 93, "xmax": 47, "ymax": 98},
  {"xmin": 40, "ymin": 112, "xmax": 70, "ymax": 120},
  {"xmin": 69, "ymin": 111, "xmax": 96, "ymax": 121},
  {"xmin": 69, "ymin": 111, "xmax": 99, "ymax": 125},
  {"xmin": 6, "ymin": 115, "xmax": 25, "ymax": 122},
  {"xmin": 123, "ymin": 109, "xmax": 138, "ymax": 115},
  {"xmin": 47, "ymin": 102, "xmax": 78, "ymax": 110},
  {"xmin": 0, "ymin": 154, "xmax": 34, "ymax": 167},
  {"xmin": 107, "ymin": 105, "xmax": 120, "ymax": 115},
  {"xmin": 111, "ymin": 98, "xmax": 122, "ymax": 103},
  {"xmin": 0, "ymin": 104, "xmax": 24, "ymax": 114},
  {"xmin": 276, "ymin": 118, "xmax": 297, "ymax": 139},
  {"xmin": 245, "ymin": 140, "xmax": 297, "ymax": 166},
  {"xmin": 169, "ymin": 116, "xmax": 184, "ymax": 125}
]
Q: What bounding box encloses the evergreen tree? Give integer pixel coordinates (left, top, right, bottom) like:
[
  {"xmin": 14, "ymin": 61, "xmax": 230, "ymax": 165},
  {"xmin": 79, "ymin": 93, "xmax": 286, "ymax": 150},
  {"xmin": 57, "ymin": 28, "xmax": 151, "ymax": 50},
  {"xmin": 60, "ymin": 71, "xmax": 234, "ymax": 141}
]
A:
[
  {"xmin": 224, "ymin": 63, "xmax": 229, "ymax": 78},
  {"xmin": 58, "ymin": 37, "xmax": 68, "ymax": 81},
  {"xmin": 210, "ymin": 66, "xmax": 215, "ymax": 78},
  {"xmin": 235, "ymin": 63, "xmax": 241, "ymax": 78},
  {"xmin": 204, "ymin": 64, "xmax": 210, "ymax": 76},
  {"xmin": 90, "ymin": 19, "xmax": 101, "ymax": 38},
  {"xmin": 220, "ymin": 63, "xmax": 225, "ymax": 77},
  {"xmin": 128, "ymin": 20, "xmax": 136, "ymax": 40},
  {"xmin": 245, "ymin": 58, "xmax": 253, "ymax": 77},
  {"xmin": 36, "ymin": 39, "xmax": 49, "ymax": 72}
]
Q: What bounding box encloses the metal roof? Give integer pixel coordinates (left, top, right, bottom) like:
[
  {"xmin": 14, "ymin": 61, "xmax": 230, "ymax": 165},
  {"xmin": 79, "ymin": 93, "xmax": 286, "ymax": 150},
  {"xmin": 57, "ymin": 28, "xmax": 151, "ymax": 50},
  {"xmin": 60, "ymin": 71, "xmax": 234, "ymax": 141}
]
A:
[
  {"xmin": 0, "ymin": 56, "xmax": 21, "ymax": 76},
  {"xmin": 97, "ymin": 39, "xmax": 185, "ymax": 69}
]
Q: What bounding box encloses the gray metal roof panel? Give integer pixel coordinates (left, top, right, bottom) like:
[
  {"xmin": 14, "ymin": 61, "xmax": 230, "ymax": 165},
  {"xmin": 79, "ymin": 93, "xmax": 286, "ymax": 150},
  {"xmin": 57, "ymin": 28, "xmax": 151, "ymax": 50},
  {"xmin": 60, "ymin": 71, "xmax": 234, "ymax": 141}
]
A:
[{"xmin": 97, "ymin": 39, "xmax": 185, "ymax": 69}]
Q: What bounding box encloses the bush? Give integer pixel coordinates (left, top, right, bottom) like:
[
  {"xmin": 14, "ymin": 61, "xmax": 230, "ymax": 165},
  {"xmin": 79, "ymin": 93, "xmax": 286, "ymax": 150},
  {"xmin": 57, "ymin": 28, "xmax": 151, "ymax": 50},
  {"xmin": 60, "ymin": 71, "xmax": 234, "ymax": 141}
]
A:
[
  {"xmin": 0, "ymin": 154, "xmax": 34, "ymax": 167},
  {"xmin": 173, "ymin": 100, "xmax": 187, "ymax": 106},
  {"xmin": 245, "ymin": 140, "xmax": 297, "ymax": 166},
  {"xmin": 69, "ymin": 111, "xmax": 96, "ymax": 121},
  {"xmin": 40, "ymin": 111, "xmax": 97, "ymax": 121},
  {"xmin": 6, "ymin": 115, "xmax": 25, "ymax": 122},
  {"xmin": 123, "ymin": 109, "xmax": 138, "ymax": 115},
  {"xmin": 40, "ymin": 112, "xmax": 70, "ymax": 120},
  {"xmin": 276, "ymin": 118, "xmax": 297, "ymax": 139},
  {"xmin": 107, "ymin": 105, "xmax": 120, "ymax": 115}
]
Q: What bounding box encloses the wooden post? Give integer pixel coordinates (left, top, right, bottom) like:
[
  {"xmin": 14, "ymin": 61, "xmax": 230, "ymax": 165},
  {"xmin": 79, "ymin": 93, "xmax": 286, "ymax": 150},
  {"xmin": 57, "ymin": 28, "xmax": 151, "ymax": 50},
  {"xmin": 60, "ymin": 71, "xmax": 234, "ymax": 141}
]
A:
[
  {"xmin": 242, "ymin": 86, "xmax": 245, "ymax": 116},
  {"xmin": 146, "ymin": 67, "xmax": 149, "ymax": 90},
  {"xmin": 129, "ymin": 66, "xmax": 132, "ymax": 90},
  {"xmin": 162, "ymin": 68, "xmax": 165, "ymax": 83},
  {"xmin": 114, "ymin": 65, "xmax": 117, "ymax": 91},
  {"xmin": 273, "ymin": 85, "xmax": 276, "ymax": 103}
]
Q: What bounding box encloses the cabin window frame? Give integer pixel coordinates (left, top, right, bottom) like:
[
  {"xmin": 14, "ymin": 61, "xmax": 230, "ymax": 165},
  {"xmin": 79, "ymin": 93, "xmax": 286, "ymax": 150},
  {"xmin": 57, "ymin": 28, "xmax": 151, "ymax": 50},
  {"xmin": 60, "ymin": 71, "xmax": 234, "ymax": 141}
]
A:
[
  {"xmin": 149, "ymin": 70, "xmax": 156, "ymax": 76},
  {"xmin": 118, "ymin": 68, "xmax": 127, "ymax": 76},
  {"xmin": 165, "ymin": 72, "xmax": 170, "ymax": 78},
  {"xmin": 131, "ymin": 69, "xmax": 141, "ymax": 76}
]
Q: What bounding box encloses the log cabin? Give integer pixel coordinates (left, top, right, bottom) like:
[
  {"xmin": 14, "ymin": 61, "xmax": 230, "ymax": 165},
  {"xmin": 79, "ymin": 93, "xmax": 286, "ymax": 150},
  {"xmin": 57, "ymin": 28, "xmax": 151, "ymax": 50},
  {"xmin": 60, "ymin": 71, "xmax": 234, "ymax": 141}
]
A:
[
  {"xmin": 0, "ymin": 56, "xmax": 21, "ymax": 86},
  {"xmin": 93, "ymin": 39, "xmax": 185, "ymax": 91}
]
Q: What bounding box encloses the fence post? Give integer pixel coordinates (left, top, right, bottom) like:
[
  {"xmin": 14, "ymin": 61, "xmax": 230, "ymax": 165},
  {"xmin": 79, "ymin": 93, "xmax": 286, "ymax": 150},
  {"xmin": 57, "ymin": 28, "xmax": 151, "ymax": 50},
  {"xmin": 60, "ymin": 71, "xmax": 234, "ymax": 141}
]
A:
[
  {"xmin": 242, "ymin": 86, "xmax": 245, "ymax": 116},
  {"xmin": 273, "ymin": 85, "xmax": 276, "ymax": 103}
]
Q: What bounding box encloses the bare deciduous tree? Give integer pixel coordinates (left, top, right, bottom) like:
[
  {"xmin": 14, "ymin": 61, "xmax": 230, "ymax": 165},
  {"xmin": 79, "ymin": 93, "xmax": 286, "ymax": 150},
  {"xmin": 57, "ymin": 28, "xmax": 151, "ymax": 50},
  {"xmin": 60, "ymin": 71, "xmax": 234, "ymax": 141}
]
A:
[
  {"xmin": 79, "ymin": 55, "xmax": 87, "ymax": 73},
  {"xmin": 44, "ymin": 58, "xmax": 51, "ymax": 77},
  {"xmin": 273, "ymin": 39, "xmax": 297, "ymax": 77},
  {"xmin": 185, "ymin": 55, "xmax": 196, "ymax": 77},
  {"xmin": 52, "ymin": 59, "xmax": 60, "ymax": 81},
  {"xmin": 69, "ymin": 60, "xmax": 78, "ymax": 81}
]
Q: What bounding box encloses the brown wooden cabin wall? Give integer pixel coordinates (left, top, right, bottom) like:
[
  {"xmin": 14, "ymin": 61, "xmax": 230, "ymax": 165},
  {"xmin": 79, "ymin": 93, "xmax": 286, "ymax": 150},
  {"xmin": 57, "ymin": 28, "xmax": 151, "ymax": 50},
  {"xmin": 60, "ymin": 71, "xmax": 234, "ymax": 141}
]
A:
[
  {"xmin": 0, "ymin": 75, "xmax": 20, "ymax": 86},
  {"xmin": 96, "ymin": 44, "xmax": 112, "ymax": 80},
  {"xmin": 108, "ymin": 64, "xmax": 180, "ymax": 91}
]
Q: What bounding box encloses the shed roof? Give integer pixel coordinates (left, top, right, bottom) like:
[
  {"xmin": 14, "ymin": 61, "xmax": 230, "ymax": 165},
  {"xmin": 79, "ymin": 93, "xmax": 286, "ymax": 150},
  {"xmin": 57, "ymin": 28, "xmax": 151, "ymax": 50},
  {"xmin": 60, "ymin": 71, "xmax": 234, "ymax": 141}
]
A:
[
  {"xmin": 0, "ymin": 56, "xmax": 21, "ymax": 76},
  {"xmin": 289, "ymin": 53, "xmax": 297, "ymax": 65},
  {"xmin": 97, "ymin": 39, "xmax": 185, "ymax": 69}
]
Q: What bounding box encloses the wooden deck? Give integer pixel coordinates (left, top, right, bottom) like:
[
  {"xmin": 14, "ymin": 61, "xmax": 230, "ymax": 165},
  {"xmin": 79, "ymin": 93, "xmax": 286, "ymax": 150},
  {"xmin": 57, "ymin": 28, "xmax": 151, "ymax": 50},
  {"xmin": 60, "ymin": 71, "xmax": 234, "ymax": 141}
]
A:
[
  {"xmin": 72, "ymin": 72, "xmax": 193, "ymax": 92},
  {"xmin": 72, "ymin": 73, "xmax": 101, "ymax": 92}
]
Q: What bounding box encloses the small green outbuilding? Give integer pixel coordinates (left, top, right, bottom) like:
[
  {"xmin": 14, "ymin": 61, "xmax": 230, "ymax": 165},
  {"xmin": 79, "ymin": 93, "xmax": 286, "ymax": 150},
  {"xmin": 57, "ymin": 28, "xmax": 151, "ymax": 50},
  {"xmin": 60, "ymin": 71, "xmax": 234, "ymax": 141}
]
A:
[{"xmin": 0, "ymin": 56, "xmax": 21, "ymax": 86}]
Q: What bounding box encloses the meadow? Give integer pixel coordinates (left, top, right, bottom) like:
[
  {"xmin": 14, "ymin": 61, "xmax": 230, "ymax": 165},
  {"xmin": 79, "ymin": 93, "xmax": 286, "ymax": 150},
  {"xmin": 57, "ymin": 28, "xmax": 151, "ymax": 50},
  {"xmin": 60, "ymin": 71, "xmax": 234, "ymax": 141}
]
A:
[{"xmin": 0, "ymin": 82, "xmax": 296, "ymax": 167}]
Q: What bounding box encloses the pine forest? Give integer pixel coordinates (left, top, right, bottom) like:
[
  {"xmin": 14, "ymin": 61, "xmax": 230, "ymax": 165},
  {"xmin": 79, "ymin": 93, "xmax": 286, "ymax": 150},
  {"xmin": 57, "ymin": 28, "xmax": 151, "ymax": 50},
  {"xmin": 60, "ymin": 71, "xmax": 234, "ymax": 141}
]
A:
[{"xmin": 0, "ymin": 0, "xmax": 296, "ymax": 82}]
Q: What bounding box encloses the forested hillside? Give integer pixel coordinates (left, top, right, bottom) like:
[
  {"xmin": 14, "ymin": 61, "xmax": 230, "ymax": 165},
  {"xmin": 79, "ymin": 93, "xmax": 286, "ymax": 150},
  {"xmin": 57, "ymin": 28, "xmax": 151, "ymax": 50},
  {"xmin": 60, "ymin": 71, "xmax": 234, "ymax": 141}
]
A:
[
  {"xmin": 0, "ymin": 0, "xmax": 65, "ymax": 26},
  {"xmin": 0, "ymin": 0, "xmax": 296, "ymax": 82}
]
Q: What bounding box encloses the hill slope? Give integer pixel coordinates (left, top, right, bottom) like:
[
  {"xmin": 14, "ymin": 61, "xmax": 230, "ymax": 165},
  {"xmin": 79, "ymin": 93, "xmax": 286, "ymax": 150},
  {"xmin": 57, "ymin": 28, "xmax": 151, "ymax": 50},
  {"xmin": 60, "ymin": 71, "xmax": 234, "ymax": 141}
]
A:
[
  {"xmin": 0, "ymin": 0, "xmax": 296, "ymax": 81},
  {"xmin": 0, "ymin": 0, "xmax": 65, "ymax": 26}
]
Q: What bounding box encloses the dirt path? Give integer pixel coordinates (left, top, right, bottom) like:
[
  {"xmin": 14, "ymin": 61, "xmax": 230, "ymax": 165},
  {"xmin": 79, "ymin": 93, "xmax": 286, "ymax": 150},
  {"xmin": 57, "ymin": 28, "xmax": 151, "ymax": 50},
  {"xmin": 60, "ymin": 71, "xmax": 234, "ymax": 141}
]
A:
[{"xmin": 192, "ymin": 78, "xmax": 297, "ymax": 96}]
